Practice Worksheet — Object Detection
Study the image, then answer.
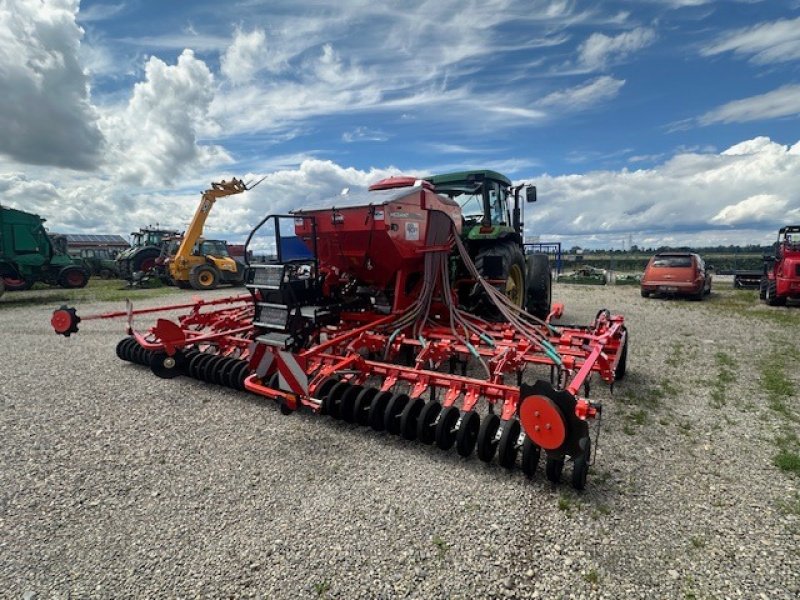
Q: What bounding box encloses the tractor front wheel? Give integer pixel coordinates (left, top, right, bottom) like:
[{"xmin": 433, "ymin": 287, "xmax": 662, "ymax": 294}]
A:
[
  {"xmin": 189, "ymin": 265, "xmax": 219, "ymax": 290},
  {"xmin": 765, "ymin": 280, "xmax": 786, "ymax": 306}
]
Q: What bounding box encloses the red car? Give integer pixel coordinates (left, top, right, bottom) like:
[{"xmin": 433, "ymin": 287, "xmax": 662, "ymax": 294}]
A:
[{"xmin": 640, "ymin": 252, "xmax": 712, "ymax": 300}]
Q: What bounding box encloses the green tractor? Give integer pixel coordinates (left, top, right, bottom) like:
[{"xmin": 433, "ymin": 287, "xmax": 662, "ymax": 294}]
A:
[
  {"xmin": 425, "ymin": 170, "xmax": 552, "ymax": 318},
  {"xmin": 0, "ymin": 206, "xmax": 90, "ymax": 291},
  {"xmin": 77, "ymin": 248, "xmax": 121, "ymax": 279},
  {"xmin": 116, "ymin": 226, "xmax": 180, "ymax": 281}
]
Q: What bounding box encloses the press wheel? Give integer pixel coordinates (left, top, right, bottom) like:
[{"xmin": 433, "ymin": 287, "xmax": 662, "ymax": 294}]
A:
[
  {"xmin": 456, "ymin": 411, "xmax": 480, "ymax": 457},
  {"xmin": 571, "ymin": 438, "xmax": 591, "ymax": 491},
  {"xmin": 545, "ymin": 456, "xmax": 565, "ymax": 483},
  {"xmin": 497, "ymin": 419, "xmax": 521, "ymax": 469},
  {"xmin": 399, "ymin": 398, "xmax": 425, "ymax": 440},
  {"xmin": 384, "ymin": 392, "xmax": 410, "ymax": 434},
  {"xmin": 339, "ymin": 385, "xmax": 364, "ymax": 423},
  {"xmin": 416, "ymin": 401, "xmax": 442, "ymax": 445},
  {"xmin": 435, "ymin": 406, "xmax": 460, "ymax": 450},
  {"xmin": 326, "ymin": 382, "xmax": 351, "ymax": 419},
  {"xmin": 353, "ymin": 387, "xmax": 379, "ymax": 426},
  {"xmin": 521, "ymin": 437, "xmax": 541, "ymax": 478},
  {"xmin": 476, "ymin": 413, "xmax": 500, "ymax": 462},
  {"xmin": 369, "ymin": 391, "xmax": 393, "ymax": 431}
]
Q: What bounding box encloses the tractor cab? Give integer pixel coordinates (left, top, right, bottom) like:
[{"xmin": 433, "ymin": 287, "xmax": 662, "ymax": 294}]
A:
[{"xmin": 424, "ymin": 170, "xmax": 535, "ymax": 241}]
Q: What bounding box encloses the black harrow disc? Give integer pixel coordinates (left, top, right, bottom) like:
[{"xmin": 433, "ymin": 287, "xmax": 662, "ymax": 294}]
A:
[
  {"xmin": 368, "ymin": 391, "xmax": 393, "ymax": 431},
  {"xmin": 213, "ymin": 357, "xmax": 235, "ymax": 386},
  {"xmin": 218, "ymin": 358, "xmax": 240, "ymax": 387},
  {"xmin": 325, "ymin": 382, "xmax": 352, "ymax": 419},
  {"xmin": 223, "ymin": 359, "xmax": 245, "ymax": 389},
  {"xmin": 416, "ymin": 401, "xmax": 442, "ymax": 445},
  {"xmin": 150, "ymin": 351, "xmax": 184, "ymax": 379},
  {"xmin": 455, "ymin": 410, "xmax": 480, "ymax": 457},
  {"xmin": 384, "ymin": 392, "xmax": 410, "ymax": 434},
  {"xmin": 230, "ymin": 361, "xmax": 250, "ymax": 390},
  {"xmin": 476, "ymin": 413, "xmax": 500, "ymax": 462},
  {"xmin": 353, "ymin": 388, "xmax": 379, "ymax": 426},
  {"xmin": 435, "ymin": 406, "xmax": 461, "ymax": 450},
  {"xmin": 339, "ymin": 385, "xmax": 365, "ymax": 423},
  {"xmin": 116, "ymin": 337, "xmax": 131, "ymax": 361},
  {"xmin": 182, "ymin": 350, "xmax": 200, "ymax": 374},
  {"xmin": 188, "ymin": 352, "xmax": 210, "ymax": 379},
  {"xmin": 199, "ymin": 354, "xmax": 221, "ymax": 382},
  {"xmin": 497, "ymin": 419, "xmax": 522, "ymax": 469},
  {"xmin": 399, "ymin": 398, "xmax": 425, "ymax": 440}
]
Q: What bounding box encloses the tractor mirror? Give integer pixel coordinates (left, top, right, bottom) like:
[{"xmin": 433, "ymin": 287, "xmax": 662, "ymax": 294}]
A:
[{"xmin": 525, "ymin": 185, "xmax": 537, "ymax": 203}]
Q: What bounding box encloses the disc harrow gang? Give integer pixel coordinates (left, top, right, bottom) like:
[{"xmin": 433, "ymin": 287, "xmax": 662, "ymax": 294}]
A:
[{"xmin": 52, "ymin": 179, "xmax": 628, "ymax": 490}]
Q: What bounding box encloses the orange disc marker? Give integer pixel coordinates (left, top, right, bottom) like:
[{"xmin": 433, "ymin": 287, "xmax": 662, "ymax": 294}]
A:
[{"xmin": 519, "ymin": 395, "xmax": 566, "ymax": 450}]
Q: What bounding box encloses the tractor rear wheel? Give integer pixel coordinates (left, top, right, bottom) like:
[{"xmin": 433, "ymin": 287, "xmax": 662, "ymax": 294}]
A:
[
  {"xmin": 473, "ymin": 240, "xmax": 527, "ymax": 315},
  {"xmin": 2, "ymin": 276, "xmax": 33, "ymax": 291},
  {"xmin": 765, "ymin": 280, "xmax": 786, "ymax": 306},
  {"xmin": 524, "ymin": 253, "xmax": 552, "ymax": 319},
  {"xmin": 132, "ymin": 249, "xmax": 160, "ymax": 274},
  {"xmin": 58, "ymin": 267, "xmax": 89, "ymax": 289},
  {"xmin": 189, "ymin": 265, "xmax": 219, "ymax": 290}
]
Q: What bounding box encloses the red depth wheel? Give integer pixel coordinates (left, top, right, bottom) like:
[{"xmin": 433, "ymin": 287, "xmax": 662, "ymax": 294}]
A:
[
  {"xmin": 50, "ymin": 306, "xmax": 80, "ymax": 337},
  {"xmin": 519, "ymin": 394, "xmax": 567, "ymax": 451}
]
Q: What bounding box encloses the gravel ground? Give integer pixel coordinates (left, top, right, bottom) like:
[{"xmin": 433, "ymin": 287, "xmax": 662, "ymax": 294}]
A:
[{"xmin": 1, "ymin": 282, "xmax": 799, "ymax": 599}]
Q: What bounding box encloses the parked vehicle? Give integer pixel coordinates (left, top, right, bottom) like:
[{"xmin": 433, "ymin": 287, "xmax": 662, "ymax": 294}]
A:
[
  {"xmin": 760, "ymin": 225, "xmax": 800, "ymax": 306},
  {"xmin": 78, "ymin": 248, "xmax": 120, "ymax": 279},
  {"xmin": 0, "ymin": 206, "xmax": 90, "ymax": 291},
  {"xmin": 640, "ymin": 252, "xmax": 711, "ymax": 300}
]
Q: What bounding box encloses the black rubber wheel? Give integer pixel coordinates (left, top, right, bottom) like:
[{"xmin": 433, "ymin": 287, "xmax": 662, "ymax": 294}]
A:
[
  {"xmin": 368, "ymin": 391, "xmax": 393, "ymax": 431},
  {"xmin": 212, "ymin": 357, "xmax": 234, "ymax": 385},
  {"xmin": 416, "ymin": 401, "xmax": 442, "ymax": 444},
  {"xmin": 765, "ymin": 280, "xmax": 786, "ymax": 306},
  {"xmin": 759, "ymin": 277, "xmax": 768, "ymax": 300},
  {"xmin": 456, "ymin": 410, "xmax": 480, "ymax": 457},
  {"xmin": 199, "ymin": 355, "xmax": 220, "ymax": 382},
  {"xmin": 545, "ymin": 456, "xmax": 565, "ymax": 483},
  {"xmin": 116, "ymin": 337, "xmax": 132, "ymax": 361},
  {"xmin": 220, "ymin": 358, "xmax": 242, "ymax": 388},
  {"xmin": 521, "ymin": 437, "xmax": 541, "ymax": 478},
  {"xmin": 189, "ymin": 265, "xmax": 219, "ymax": 291},
  {"xmin": 267, "ymin": 372, "xmax": 280, "ymax": 389},
  {"xmin": 2, "ymin": 276, "xmax": 33, "ymax": 291},
  {"xmin": 132, "ymin": 343, "xmax": 147, "ymax": 366},
  {"xmin": 315, "ymin": 377, "xmax": 340, "ymax": 413},
  {"xmin": 353, "ymin": 388, "xmax": 379, "ymax": 426},
  {"xmin": 525, "ymin": 253, "xmax": 552, "ymax": 319},
  {"xmin": 497, "ymin": 419, "xmax": 522, "ymax": 469},
  {"xmin": 182, "ymin": 349, "xmax": 199, "ymax": 373},
  {"xmin": 476, "ymin": 413, "xmax": 500, "ymax": 462},
  {"xmin": 571, "ymin": 438, "xmax": 591, "ymax": 491},
  {"xmin": 150, "ymin": 351, "xmax": 183, "ymax": 379},
  {"xmin": 384, "ymin": 393, "xmax": 410, "ymax": 434},
  {"xmin": 640, "ymin": 288, "xmax": 649, "ymax": 298},
  {"xmin": 188, "ymin": 352, "xmax": 210, "ymax": 378},
  {"xmin": 326, "ymin": 382, "xmax": 351, "ymax": 419},
  {"xmin": 615, "ymin": 329, "xmax": 628, "ymax": 380},
  {"xmin": 58, "ymin": 266, "xmax": 90, "ymax": 289},
  {"xmin": 230, "ymin": 361, "xmax": 249, "ymax": 390},
  {"xmin": 399, "ymin": 398, "xmax": 425, "ymax": 440},
  {"xmin": 435, "ymin": 406, "xmax": 461, "ymax": 450},
  {"xmin": 339, "ymin": 385, "xmax": 364, "ymax": 423}
]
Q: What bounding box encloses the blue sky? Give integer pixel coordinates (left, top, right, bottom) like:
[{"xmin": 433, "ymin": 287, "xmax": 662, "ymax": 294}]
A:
[{"xmin": 1, "ymin": 0, "xmax": 799, "ymax": 248}]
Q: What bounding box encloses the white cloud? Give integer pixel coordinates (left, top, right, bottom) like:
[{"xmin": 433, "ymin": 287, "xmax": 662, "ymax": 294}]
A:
[
  {"xmin": 341, "ymin": 127, "xmax": 388, "ymax": 143},
  {"xmin": 701, "ymin": 17, "xmax": 800, "ymax": 65},
  {"xmin": 578, "ymin": 27, "xmax": 656, "ymax": 70},
  {"xmin": 711, "ymin": 194, "xmax": 788, "ymax": 226},
  {"xmin": 220, "ymin": 28, "xmax": 274, "ymax": 85},
  {"xmin": 526, "ymin": 136, "xmax": 800, "ymax": 245},
  {"xmin": 536, "ymin": 76, "xmax": 626, "ymax": 110},
  {"xmin": 697, "ymin": 84, "xmax": 800, "ymax": 126},
  {"xmin": 0, "ymin": 0, "xmax": 103, "ymax": 169},
  {"xmin": 101, "ymin": 49, "xmax": 231, "ymax": 186}
]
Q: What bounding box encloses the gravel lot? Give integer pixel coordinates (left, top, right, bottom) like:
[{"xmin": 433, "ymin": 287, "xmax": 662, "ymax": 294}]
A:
[{"xmin": 1, "ymin": 282, "xmax": 799, "ymax": 599}]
